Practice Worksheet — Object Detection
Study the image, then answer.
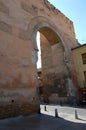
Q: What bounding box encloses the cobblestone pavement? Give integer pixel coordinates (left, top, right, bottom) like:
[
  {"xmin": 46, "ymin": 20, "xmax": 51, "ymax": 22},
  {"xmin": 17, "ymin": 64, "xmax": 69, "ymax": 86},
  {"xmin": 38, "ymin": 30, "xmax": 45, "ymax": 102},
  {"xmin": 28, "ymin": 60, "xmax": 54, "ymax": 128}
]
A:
[{"xmin": 0, "ymin": 105, "xmax": 86, "ymax": 130}]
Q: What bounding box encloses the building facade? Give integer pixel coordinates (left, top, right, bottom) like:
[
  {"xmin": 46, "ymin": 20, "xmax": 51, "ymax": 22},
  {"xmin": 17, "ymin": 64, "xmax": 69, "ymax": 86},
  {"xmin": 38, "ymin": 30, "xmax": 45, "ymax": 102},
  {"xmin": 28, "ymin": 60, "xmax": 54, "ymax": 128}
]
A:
[
  {"xmin": 72, "ymin": 44, "xmax": 86, "ymax": 103},
  {"xmin": 0, "ymin": 0, "xmax": 78, "ymax": 118}
]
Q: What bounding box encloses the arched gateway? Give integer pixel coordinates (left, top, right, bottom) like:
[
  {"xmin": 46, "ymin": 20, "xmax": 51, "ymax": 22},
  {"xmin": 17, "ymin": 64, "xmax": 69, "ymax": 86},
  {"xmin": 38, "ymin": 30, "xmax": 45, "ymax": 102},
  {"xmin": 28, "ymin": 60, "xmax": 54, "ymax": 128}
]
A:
[
  {"xmin": 0, "ymin": 0, "xmax": 78, "ymax": 118},
  {"xmin": 31, "ymin": 17, "xmax": 73, "ymax": 103}
]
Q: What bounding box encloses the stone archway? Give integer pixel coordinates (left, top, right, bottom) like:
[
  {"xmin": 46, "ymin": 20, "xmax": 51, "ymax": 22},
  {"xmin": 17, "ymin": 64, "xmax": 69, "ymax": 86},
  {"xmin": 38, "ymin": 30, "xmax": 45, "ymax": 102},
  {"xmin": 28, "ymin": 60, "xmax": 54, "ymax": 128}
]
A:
[
  {"xmin": 30, "ymin": 17, "xmax": 74, "ymax": 103},
  {"xmin": 0, "ymin": 0, "xmax": 78, "ymax": 118}
]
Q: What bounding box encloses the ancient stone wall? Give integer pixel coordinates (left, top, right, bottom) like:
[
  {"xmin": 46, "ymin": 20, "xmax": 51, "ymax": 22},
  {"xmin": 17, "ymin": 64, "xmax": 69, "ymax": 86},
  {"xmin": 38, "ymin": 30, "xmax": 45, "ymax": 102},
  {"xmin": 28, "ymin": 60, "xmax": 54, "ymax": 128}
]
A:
[{"xmin": 0, "ymin": 0, "xmax": 78, "ymax": 118}]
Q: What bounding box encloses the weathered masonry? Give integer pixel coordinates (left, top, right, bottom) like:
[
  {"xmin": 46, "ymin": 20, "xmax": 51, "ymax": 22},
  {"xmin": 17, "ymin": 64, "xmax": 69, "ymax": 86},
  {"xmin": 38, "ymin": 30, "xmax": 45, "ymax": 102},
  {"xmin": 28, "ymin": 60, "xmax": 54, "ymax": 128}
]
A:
[{"xmin": 0, "ymin": 0, "xmax": 78, "ymax": 118}]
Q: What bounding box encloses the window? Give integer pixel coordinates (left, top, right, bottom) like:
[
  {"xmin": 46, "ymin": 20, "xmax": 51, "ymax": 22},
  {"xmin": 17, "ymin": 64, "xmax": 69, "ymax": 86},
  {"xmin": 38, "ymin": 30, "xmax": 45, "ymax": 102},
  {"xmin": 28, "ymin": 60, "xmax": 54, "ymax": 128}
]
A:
[
  {"xmin": 84, "ymin": 71, "xmax": 86, "ymax": 81},
  {"xmin": 82, "ymin": 53, "xmax": 86, "ymax": 64}
]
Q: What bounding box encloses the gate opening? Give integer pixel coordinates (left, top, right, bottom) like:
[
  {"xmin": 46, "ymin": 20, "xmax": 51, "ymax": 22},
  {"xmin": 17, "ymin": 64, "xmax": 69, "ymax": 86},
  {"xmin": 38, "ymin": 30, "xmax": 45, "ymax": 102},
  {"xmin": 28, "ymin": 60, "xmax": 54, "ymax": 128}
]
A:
[{"xmin": 35, "ymin": 26, "xmax": 68, "ymax": 103}]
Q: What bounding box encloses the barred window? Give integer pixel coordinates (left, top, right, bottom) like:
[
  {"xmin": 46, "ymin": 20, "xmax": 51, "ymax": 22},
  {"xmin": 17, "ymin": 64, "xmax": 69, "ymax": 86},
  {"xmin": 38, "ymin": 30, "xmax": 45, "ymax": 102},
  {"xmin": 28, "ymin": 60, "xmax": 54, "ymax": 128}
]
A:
[{"xmin": 82, "ymin": 53, "xmax": 86, "ymax": 64}]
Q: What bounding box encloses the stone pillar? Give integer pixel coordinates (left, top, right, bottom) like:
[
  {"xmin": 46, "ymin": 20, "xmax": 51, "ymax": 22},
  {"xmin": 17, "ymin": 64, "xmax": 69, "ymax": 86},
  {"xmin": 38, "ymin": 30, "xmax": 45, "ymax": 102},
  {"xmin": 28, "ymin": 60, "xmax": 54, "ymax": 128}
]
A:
[
  {"xmin": 32, "ymin": 48, "xmax": 40, "ymax": 102},
  {"xmin": 63, "ymin": 51, "xmax": 76, "ymax": 104},
  {"xmin": 65, "ymin": 60, "xmax": 76, "ymax": 104}
]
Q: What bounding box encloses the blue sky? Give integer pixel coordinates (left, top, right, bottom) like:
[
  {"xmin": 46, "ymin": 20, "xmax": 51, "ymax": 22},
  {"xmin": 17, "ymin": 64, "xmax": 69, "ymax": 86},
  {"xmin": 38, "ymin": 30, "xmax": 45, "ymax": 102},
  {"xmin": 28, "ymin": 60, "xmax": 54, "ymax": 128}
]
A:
[{"xmin": 48, "ymin": 0, "xmax": 86, "ymax": 44}]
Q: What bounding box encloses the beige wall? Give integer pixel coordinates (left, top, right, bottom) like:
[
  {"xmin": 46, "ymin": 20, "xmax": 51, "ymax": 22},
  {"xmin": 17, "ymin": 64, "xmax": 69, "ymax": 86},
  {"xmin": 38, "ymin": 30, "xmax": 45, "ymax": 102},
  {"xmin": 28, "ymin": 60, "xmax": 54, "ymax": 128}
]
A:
[{"xmin": 72, "ymin": 45, "xmax": 86, "ymax": 88}]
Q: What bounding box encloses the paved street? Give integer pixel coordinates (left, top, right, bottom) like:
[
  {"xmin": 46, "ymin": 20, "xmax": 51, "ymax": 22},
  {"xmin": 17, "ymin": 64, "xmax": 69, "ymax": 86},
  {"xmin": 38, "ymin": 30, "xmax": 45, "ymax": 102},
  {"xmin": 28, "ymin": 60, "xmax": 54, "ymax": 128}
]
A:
[{"xmin": 0, "ymin": 105, "xmax": 86, "ymax": 130}]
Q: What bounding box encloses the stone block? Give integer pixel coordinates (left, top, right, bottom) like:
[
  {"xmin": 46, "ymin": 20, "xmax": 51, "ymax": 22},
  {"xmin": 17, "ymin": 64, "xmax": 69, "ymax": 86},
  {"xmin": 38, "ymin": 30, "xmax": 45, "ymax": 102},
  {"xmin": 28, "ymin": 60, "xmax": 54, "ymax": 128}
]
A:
[
  {"xmin": 19, "ymin": 29, "xmax": 30, "ymax": 40},
  {"xmin": 21, "ymin": 1, "xmax": 38, "ymax": 15},
  {"xmin": 0, "ymin": 21, "xmax": 12, "ymax": 34},
  {"xmin": 0, "ymin": 1, "xmax": 9, "ymax": 15}
]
